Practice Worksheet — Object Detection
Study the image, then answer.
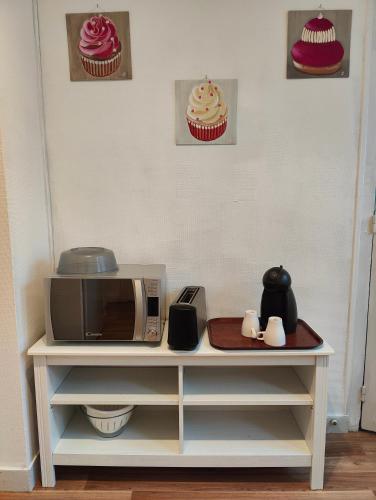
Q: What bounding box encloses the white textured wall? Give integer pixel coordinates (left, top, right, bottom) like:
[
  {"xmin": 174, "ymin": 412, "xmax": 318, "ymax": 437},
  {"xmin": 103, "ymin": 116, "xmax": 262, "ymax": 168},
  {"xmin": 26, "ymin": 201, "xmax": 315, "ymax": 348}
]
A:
[
  {"xmin": 0, "ymin": 0, "xmax": 51, "ymax": 471},
  {"xmin": 0, "ymin": 143, "xmax": 27, "ymax": 468},
  {"xmin": 37, "ymin": 0, "xmax": 367, "ymax": 416}
]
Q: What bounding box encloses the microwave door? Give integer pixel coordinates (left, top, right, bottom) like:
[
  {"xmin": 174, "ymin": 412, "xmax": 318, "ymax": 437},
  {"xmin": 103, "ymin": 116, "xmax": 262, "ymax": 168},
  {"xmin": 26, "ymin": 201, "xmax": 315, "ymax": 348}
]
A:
[
  {"xmin": 83, "ymin": 279, "xmax": 140, "ymax": 341},
  {"xmin": 83, "ymin": 280, "xmax": 104, "ymax": 340},
  {"xmin": 49, "ymin": 278, "xmax": 85, "ymax": 340}
]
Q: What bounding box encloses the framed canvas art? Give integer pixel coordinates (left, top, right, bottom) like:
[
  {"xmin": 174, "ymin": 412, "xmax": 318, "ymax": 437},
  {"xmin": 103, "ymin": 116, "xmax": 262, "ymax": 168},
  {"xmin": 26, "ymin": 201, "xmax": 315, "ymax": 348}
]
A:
[
  {"xmin": 66, "ymin": 11, "xmax": 132, "ymax": 81},
  {"xmin": 175, "ymin": 78, "xmax": 238, "ymax": 145},
  {"xmin": 287, "ymin": 10, "xmax": 352, "ymax": 79}
]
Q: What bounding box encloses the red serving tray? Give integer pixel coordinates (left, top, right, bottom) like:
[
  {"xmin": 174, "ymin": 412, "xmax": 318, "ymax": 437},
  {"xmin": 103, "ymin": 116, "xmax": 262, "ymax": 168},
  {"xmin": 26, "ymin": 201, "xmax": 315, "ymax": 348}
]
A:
[{"xmin": 208, "ymin": 318, "xmax": 323, "ymax": 350}]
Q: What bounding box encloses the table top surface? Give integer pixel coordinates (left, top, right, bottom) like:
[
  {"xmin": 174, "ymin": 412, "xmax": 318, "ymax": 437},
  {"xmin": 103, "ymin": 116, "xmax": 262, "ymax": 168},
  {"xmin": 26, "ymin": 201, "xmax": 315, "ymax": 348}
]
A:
[{"xmin": 28, "ymin": 322, "xmax": 334, "ymax": 358}]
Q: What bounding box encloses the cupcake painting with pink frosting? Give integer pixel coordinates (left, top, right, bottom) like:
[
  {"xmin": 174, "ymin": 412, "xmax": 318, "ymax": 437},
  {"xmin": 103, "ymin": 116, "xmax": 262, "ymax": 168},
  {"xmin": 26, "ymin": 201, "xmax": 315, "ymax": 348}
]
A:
[
  {"xmin": 175, "ymin": 79, "xmax": 238, "ymax": 145},
  {"xmin": 287, "ymin": 10, "xmax": 352, "ymax": 79},
  {"xmin": 66, "ymin": 12, "xmax": 132, "ymax": 81},
  {"xmin": 79, "ymin": 15, "xmax": 121, "ymax": 77}
]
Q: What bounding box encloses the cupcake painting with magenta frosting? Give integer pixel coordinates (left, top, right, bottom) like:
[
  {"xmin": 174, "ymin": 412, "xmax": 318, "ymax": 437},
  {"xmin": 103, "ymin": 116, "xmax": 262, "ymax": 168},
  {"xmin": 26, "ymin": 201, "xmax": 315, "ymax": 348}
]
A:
[
  {"xmin": 66, "ymin": 11, "xmax": 132, "ymax": 81},
  {"xmin": 176, "ymin": 78, "xmax": 238, "ymax": 145},
  {"xmin": 79, "ymin": 15, "xmax": 121, "ymax": 78},
  {"xmin": 287, "ymin": 10, "xmax": 352, "ymax": 79}
]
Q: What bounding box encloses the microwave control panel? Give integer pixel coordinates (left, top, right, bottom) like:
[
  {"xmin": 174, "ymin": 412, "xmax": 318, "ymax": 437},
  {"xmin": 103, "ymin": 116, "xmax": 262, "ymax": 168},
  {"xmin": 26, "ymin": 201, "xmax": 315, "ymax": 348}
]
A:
[{"xmin": 144, "ymin": 279, "xmax": 161, "ymax": 341}]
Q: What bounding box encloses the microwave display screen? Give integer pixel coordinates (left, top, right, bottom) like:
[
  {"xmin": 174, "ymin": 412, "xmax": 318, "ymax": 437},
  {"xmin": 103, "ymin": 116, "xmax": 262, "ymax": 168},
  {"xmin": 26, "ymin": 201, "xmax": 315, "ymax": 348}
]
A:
[{"xmin": 147, "ymin": 297, "xmax": 159, "ymax": 316}]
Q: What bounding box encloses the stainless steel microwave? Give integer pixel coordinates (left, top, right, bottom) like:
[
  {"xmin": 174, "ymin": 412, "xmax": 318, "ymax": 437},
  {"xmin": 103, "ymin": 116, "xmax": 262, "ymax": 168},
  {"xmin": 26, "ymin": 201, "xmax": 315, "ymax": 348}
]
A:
[{"xmin": 45, "ymin": 264, "xmax": 166, "ymax": 344}]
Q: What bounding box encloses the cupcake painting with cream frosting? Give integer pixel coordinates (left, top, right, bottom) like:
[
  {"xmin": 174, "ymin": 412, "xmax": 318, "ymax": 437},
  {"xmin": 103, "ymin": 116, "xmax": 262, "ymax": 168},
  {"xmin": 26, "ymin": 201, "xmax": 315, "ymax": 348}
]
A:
[
  {"xmin": 287, "ymin": 10, "xmax": 352, "ymax": 79},
  {"xmin": 66, "ymin": 11, "xmax": 132, "ymax": 81},
  {"xmin": 186, "ymin": 80, "xmax": 228, "ymax": 142},
  {"xmin": 176, "ymin": 79, "xmax": 237, "ymax": 145}
]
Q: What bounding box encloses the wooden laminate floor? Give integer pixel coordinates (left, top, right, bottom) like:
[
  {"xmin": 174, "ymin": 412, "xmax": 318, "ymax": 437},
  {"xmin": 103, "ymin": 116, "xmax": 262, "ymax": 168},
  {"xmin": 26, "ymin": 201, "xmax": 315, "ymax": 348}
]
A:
[{"xmin": 1, "ymin": 432, "xmax": 375, "ymax": 499}]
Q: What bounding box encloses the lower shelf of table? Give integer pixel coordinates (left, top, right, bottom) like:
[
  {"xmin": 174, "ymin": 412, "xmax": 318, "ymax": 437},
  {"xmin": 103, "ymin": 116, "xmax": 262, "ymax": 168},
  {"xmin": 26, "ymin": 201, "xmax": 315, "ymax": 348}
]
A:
[
  {"xmin": 53, "ymin": 406, "xmax": 311, "ymax": 467},
  {"xmin": 183, "ymin": 407, "xmax": 311, "ymax": 464}
]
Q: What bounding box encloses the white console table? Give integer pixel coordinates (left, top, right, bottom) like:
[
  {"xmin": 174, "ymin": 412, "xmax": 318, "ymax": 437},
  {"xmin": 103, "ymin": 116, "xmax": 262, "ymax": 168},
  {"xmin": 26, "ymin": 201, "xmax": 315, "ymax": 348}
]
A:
[{"xmin": 28, "ymin": 324, "xmax": 333, "ymax": 490}]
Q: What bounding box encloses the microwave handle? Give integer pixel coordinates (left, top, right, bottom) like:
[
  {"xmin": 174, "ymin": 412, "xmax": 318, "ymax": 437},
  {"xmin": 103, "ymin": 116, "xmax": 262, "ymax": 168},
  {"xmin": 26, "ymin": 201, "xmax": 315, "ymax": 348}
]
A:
[{"xmin": 133, "ymin": 279, "xmax": 145, "ymax": 341}]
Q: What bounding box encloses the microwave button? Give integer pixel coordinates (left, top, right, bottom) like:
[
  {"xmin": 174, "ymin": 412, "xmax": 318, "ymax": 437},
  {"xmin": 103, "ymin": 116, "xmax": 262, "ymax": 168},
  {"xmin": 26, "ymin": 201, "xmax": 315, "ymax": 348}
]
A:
[{"xmin": 146, "ymin": 328, "xmax": 158, "ymax": 339}]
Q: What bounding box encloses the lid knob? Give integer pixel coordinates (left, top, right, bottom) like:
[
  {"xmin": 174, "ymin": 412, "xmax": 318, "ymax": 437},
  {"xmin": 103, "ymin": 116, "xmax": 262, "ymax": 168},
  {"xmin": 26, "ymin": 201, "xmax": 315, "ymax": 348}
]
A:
[{"xmin": 262, "ymin": 265, "xmax": 292, "ymax": 291}]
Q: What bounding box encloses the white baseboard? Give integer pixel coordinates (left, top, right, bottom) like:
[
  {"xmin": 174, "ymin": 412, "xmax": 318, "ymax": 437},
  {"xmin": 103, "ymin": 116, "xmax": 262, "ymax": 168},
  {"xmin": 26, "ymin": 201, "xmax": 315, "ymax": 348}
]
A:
[
  {"xmin": 0, "ymin": 454, "xmax": 39, "ymax": 492},
  {"xmin": 327, "ymin": 415, "xmax": 351, "ymax": 433}
]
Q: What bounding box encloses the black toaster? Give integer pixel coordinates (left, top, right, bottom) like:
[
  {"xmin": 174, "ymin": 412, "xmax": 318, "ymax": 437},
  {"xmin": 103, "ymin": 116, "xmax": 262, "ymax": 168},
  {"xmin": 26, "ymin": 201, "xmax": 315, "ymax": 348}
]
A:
[{"xmin": 168, "ymin": 286, "xmax": 207, "ymax": 350}]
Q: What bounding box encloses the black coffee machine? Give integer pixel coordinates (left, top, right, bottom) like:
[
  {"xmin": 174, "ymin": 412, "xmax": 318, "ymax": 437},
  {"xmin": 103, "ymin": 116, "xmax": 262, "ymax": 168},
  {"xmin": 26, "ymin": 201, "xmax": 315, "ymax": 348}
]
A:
[{"xmin": 260, "ymin": 265, "xmax": 298, "ymax": 334}]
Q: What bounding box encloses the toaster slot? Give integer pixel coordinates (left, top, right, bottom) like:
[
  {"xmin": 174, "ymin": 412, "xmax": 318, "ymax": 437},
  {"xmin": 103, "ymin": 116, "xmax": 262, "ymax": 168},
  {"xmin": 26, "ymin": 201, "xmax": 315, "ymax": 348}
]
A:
[{"xmin": 177, "ymin": 287, "xmax": 199, "ymax": 304}]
